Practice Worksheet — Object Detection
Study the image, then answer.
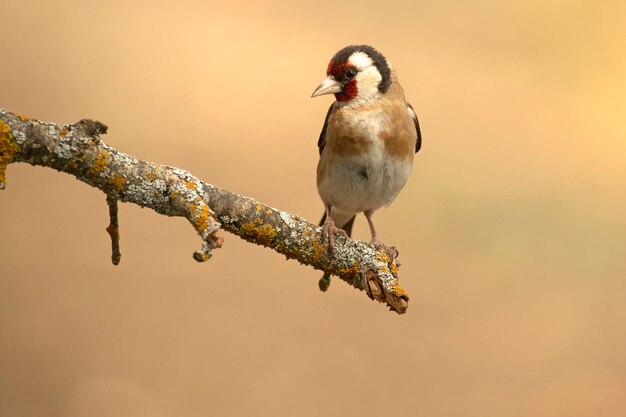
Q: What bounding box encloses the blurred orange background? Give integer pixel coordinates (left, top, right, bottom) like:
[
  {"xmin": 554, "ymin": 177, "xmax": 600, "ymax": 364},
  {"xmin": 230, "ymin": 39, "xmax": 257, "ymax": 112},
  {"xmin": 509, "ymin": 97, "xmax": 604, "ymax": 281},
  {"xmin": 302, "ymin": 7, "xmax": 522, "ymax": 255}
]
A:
[{"xmin": 1, "ymin": 1, "xmax": 625, "ymax": 416}]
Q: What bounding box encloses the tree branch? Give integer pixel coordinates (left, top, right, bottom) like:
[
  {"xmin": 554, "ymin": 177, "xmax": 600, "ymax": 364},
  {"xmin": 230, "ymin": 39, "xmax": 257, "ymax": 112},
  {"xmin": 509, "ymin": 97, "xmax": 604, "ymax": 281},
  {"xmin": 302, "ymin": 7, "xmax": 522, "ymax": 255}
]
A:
[{"xmin": 0, "ymin": 109, "xmax": 409, "ymax": 313}]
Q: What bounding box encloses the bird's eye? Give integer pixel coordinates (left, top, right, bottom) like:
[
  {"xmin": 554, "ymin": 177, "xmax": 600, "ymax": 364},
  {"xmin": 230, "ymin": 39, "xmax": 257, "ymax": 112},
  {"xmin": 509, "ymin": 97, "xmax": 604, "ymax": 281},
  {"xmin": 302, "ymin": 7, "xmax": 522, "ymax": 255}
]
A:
[{"xmin": 345, "ymin": 69, "xmax": 357, "ymax": 79}]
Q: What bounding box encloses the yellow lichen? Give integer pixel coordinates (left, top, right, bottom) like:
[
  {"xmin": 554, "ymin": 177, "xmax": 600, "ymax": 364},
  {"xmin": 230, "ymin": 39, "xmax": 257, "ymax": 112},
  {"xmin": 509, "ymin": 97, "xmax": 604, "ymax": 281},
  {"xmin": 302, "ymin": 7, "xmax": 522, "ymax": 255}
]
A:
[
  {"xmin": 338, "ymin": 260, "xmax": 361, "ymax": 279},
  {"xmin": 375, "ymin": 252, "xmax": 397, "ymax": 275},
  {"xmin": 0, "ymin": 120, "xmax": 20, "ymax": 187},
  {"xmin": 59, "ymin": 127, "xmax": 68, "ymax": 137},
  {"xmin": 64, "ymin": 153, "xmax": 89, "ymax": 172},
  {"xmin": 108, "ymin": 174, "xmax": 126, "ymax": 191},
  {"xmin": 185, "ymin": 180, "xmax": 196, "ymax": 190},
  {"xmin": 266, "ymin": 209, "xmax": 273, "ymax": 215},
  {"xmin": 17, "ymin": 112, "xmax": 29, "ymax": 121},
  {"xmin": 241, "ymin": 218, "xmax": 277, "ymax": 245},
  {"xmin": 189, "ymin": 202, "xmax": 212, "ymax": 233},
  {"xmin": 90, "ymin": 150, "xmax": 111, "ymax": 174},
  {"xmin": 63, "ymin": 159, "xmax": 78, "ymax": 171},
  {"xmin": 194, "ymin": 251, "xmax": 211, "ymax": 262},
  {"xmin": 391, "ymin": 285, "xmax": 408, "ymax": 297},
  {"xmin": 255, "ymin": 204, "xmax": 262, "ymax": 212},
  {"xmin": 146, "ymin": 170, "xmax": 157, "ymax": 181},
  {"xmin": 274, "ymin": 241, "xmax": 297, "ymax": 260},
  {"xmin": 309, "ymin": 234, "xmax": 327, "ymax": 263},
  {"xmin": 375, "ymin": 252, "xmax": 393, "ymax": 264}
]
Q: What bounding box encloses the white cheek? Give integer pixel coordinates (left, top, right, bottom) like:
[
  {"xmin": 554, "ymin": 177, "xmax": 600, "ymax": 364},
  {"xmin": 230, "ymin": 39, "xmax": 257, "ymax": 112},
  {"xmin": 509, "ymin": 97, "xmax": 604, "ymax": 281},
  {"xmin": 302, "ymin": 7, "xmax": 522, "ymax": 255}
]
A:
[{"xmin": 355, "ymin": 67, "xmax": 382, "ymax": 100}]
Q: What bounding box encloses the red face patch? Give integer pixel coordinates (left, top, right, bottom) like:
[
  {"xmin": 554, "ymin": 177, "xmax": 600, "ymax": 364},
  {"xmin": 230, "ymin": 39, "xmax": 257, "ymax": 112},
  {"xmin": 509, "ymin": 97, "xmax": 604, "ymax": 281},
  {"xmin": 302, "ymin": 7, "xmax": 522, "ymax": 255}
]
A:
[
  {"xmin": 327, "ymin": 61, "xmax": 344, "ymax": 76},
  {"xmin": 326, "ymin": 61, "xmax": 356, "ymax": 77},
  {"xmin": 335, "ymin": 80, "xmax": 357, "ymax": 102},
  {"xmin": 327, "ymin": 60, "xmax": 358, "ymax": 101}
]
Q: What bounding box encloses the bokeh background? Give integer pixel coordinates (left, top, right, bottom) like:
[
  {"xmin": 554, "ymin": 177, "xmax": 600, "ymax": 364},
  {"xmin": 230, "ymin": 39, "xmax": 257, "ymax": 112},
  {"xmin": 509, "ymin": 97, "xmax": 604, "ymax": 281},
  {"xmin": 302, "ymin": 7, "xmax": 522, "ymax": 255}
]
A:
[{"xmin": 1, "ymin": 1, "xmax": 625, "ymax": 416}]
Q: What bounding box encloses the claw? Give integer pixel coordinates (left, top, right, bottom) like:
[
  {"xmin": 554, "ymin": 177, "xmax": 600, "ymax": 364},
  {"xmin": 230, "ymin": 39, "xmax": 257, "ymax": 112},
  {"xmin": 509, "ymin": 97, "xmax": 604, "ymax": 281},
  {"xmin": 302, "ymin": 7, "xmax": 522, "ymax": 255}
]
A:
[
  {"xmin": 386, "ymin": 245, "xmax": 399, "ymax": 260},
  {"xmin": 370, "ymin": 238, "xmax": 399, "ymax": 261},
  {"xmin": 322, "ymin": 216, "xmax": 347, "ymax": 252}
]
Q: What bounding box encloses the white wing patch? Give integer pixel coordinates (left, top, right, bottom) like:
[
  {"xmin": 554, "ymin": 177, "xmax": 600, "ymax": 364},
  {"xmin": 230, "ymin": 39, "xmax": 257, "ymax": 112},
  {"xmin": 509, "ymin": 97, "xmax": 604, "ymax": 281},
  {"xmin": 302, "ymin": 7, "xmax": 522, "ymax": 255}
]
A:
[{"xmin": 407, "ymin": 105, "xmax": 417, "ymax": 121}]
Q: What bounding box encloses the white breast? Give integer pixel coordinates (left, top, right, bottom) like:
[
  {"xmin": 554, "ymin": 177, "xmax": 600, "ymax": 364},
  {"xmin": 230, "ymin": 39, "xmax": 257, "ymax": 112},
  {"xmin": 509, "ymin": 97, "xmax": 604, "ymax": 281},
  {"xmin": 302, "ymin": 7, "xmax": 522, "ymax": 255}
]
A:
[{"xmin": 317, "ymin": 109, "xmax": 413, "ymax": 215}]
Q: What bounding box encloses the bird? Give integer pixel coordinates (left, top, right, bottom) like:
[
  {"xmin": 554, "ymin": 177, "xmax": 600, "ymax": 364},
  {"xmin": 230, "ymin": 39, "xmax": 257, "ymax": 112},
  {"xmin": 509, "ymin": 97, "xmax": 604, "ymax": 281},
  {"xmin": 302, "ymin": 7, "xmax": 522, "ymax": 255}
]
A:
[{"xmin": 311, "ymin": 45, "xmax": 422, "ymax": 291}]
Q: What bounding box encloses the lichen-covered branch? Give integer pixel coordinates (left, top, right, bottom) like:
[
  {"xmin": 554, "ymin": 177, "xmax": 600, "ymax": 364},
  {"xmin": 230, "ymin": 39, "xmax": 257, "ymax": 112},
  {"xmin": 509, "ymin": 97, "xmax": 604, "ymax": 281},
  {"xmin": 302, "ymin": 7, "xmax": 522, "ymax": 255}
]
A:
[{"xmin": 0, "ymin": 109, "xmax": 409, "ymax": 314}]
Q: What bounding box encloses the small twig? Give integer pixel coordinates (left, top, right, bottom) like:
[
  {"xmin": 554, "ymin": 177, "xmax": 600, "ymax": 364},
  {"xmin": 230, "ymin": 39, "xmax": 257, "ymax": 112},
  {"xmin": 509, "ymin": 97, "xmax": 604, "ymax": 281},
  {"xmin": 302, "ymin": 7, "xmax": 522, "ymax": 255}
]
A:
[{"xmin": 105, "ymin": 195, "xmax": 121, "ymax": 265}]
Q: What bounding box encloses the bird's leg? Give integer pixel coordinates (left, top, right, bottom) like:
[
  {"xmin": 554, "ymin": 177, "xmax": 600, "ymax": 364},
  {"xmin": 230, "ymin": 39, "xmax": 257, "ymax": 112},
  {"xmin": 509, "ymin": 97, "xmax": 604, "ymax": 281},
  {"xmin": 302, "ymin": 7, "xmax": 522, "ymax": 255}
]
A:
[
  {"xmin": 365, "ymin": 210, "xmax": 383, "ymax": 247},
  {"xmin": 364, "ymin": 210, "xmax": 399, "ymax": 260},
  {"xmin": 321, "ymin": 205, "xmax": 347, "ymax": 252}
]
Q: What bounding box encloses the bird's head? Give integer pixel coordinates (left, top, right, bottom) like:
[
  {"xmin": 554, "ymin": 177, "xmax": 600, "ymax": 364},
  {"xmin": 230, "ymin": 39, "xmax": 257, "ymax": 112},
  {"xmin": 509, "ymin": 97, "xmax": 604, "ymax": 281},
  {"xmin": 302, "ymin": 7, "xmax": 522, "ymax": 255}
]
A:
[{"xmin": 311, "ymin": 45, "xmax": 391, "ymax": 104}]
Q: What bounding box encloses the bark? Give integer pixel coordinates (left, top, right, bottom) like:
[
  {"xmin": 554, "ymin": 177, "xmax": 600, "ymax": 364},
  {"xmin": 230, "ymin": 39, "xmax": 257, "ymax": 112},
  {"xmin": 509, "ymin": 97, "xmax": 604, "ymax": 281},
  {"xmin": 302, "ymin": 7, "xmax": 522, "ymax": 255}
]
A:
[{"xmin": 0, "ymin": 109, "xmax": 409, "ymax": 313}]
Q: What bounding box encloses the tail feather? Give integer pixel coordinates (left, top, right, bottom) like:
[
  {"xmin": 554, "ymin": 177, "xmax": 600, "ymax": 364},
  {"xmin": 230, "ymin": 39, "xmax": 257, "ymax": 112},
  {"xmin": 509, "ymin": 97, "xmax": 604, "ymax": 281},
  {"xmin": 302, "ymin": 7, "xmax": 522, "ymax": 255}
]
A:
[{"xmin": 318, "ymin": 213, "xmax": 356, "ymax": 291}]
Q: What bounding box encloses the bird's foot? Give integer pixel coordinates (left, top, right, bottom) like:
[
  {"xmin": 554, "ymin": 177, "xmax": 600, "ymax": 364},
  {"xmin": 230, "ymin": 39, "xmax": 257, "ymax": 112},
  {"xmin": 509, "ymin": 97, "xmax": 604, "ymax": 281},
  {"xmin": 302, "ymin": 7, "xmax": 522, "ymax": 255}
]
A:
[
  {"xmin": 370, "ymin": 238, "xmax": 399, "ymax": 261},
  {"xmin": 322, "ymin": 216, "xmax": 347, "ymax": 252}
]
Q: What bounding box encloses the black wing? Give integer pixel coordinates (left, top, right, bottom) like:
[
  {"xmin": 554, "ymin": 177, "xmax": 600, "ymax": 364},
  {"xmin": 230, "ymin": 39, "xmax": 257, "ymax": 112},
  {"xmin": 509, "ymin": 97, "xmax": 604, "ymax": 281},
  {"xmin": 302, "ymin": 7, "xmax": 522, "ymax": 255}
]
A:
[
  {"xmin": 407, "ymin": 103, "xmax": 422, "ymax": 153},
  {"xmin": 318, "ymin": 103, "xmax": 335, "ymax": 155}
]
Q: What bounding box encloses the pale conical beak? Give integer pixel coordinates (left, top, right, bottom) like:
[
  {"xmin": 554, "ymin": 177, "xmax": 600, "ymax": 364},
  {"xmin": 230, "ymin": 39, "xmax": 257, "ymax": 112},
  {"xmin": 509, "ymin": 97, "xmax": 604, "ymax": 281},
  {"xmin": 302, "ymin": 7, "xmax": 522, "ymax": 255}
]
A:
[{"xmin": 311, "ymin": 76, "xmax": 343, "ymax": 98}]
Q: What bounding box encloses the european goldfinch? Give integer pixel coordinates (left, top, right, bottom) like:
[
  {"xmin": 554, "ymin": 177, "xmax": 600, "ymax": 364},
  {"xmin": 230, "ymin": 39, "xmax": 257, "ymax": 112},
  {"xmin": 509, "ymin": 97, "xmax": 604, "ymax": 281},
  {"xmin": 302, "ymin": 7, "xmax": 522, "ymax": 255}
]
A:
[{"xmin": 311, "ymin": 45, "xmax": 421, "ymax": 291}]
